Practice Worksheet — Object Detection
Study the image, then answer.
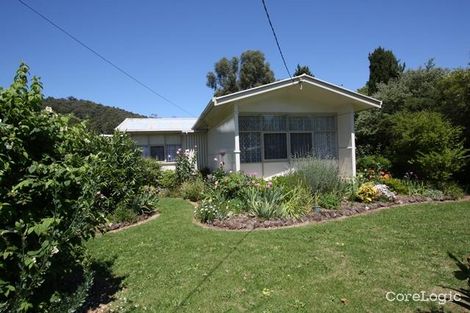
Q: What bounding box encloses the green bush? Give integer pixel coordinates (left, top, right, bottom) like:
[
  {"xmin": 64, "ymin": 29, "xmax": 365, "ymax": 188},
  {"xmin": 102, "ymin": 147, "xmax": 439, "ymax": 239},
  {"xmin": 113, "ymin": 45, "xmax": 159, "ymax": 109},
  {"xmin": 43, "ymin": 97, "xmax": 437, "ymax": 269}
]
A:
[
  {"xmin": 317, "ymin": 192, "xmax": 342, "ymax": 210},
  {"xmin": 141, "ymin": 158, "xmax": 162, "ymax": 186},
  {"xmin": 159, "ymin": 170, "xmax": 177, "ymax": 190},
  {"xmin": 441, "ymin": 182, "xmax": 465, "ymax": 200},
  {"xmin": 357, "ymin": 155, "xmax": 392, "ymax": 175},
  {"xmin": 0, "ymin": 64, "xmax": 157, "ymax": 312},
  {"xmin": 421, "ymin": 189, "xmax": 445, "ymax": 201},
  {"xmin": 179, "ymin": 178, "xmax": 206, "ymax": 202},
  {"xmin": 389, "ymin": 111, "xmax": 468, "ymax": 182},
  {"xmin": 380, "ymin": 177, "xmax": 408, "ymax": 194},
  {"xmin": 292, "ymin": 156, "xmax": 345, "ymax": 195},
  {"xmin": 281, "ymin": 184, "xmax": 314, "ymax": 218}
]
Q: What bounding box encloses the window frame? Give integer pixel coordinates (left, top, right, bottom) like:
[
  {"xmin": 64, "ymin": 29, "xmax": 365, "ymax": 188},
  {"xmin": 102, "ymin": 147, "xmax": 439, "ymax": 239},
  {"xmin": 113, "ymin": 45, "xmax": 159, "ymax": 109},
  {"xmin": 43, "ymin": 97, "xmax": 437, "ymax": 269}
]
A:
[{"xmin": 238, "ymin": 113, "xmax": 339, "ymax": 163}]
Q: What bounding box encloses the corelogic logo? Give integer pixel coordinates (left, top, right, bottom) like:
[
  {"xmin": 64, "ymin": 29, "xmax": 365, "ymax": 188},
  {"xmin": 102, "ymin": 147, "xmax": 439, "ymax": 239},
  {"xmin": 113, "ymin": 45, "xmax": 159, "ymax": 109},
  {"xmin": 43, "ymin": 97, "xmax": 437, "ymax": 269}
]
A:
[{"xmin": 386, "ymin": 291, "xmax": 461, "ymax": 305}]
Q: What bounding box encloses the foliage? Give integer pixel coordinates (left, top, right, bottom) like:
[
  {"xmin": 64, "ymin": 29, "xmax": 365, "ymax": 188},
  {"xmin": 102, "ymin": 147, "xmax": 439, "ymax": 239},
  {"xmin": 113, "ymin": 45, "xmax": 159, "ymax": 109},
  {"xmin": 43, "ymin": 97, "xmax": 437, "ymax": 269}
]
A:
[
  {"xmin": 293, "ymin": 64, "xmax": 313, "ymax": 76},
  {"xmin": 206, "ymin": 50, "xmax": 275, "ymax": 96},
  {"xmin": 366, "ymin": 46, "xmax": 404, "ymax": 95},
  {"xmin": 179, "ymin": 178, "xmax": 206, "ymax": 202},
  {"xmin": 212, "ymin": 172, "xmax": 259, "ymax": 199},
  {"xmin": 140, "ymin": 158, "xmax": 162, "ymax": 187},
  {"xmin": 292, "ymin": 156, "xmax": 345, "ymax": 195},
  {"xmin": 242, "ymin": 186, "xmax": 286, "ymax": 219},
  {"xmin": 389, "ymin": 111, "xmax": 468, "ymax": 182},
  {"xmin": 194, "ymin": 199, "xmax": 223, "ymax": 223},
  {"xmin": 441, "ymin": 182, "xmax": 465, "ymax": 200},
  {"xmin": 159, "ymin": 170, "xmax": 177, "ymax": 190},
  {"xmin": 421, "ymin": 189, "xmax": 445, "ymax": 201},
  {"xmin": 317, "ymin": 192, "xmax": 342, "ymax": 210},
  {"xmin": 357, "ymin": 155, "xmax": 391, "ymax": 173},
  {"xmin": 175, "ymin": 148, "xmax": 197, "ymax": 184},
  {"xmin": 356, "ymin": 182, "xmax": 380, "ymax": 203},
  {"xmin": 281, "ymin": 184, "xmax": 314, "ymax": 218},
  {"xmin": 380, "ymin": 178, "xmax": 408, "ymax": 194},
  {"xmin": 42, "ymin": 96, "xmax": 144, "ymax": 134},
  {"xmin": 0, "ymin": 64, "xmax": 157, "ymax": 312}
]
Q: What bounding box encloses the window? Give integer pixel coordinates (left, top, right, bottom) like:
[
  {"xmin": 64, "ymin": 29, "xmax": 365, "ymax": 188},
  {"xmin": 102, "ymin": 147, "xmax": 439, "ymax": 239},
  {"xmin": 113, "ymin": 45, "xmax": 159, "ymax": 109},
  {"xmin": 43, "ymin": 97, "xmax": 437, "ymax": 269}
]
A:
[
  {"xmin": 238, "ymin": 115, "xmax": 337, "ymax": 163},
  {"xmin": 150, "ymin": 146, "xmax": 165, "ymax": 161},
  {"xmin": 240, "ymin": 132, "xmax": 261, "ymax": 163},
  {"xmin": 166, "ymin": 144, "xmax": 181, "ymax": 162},
  {"xmin": 290, "ymin": 133, "xmax": 312, "ymax": 157},
  {"xmin": 264, "ymin": 133, "xmax": 287, "ymax": 159}
]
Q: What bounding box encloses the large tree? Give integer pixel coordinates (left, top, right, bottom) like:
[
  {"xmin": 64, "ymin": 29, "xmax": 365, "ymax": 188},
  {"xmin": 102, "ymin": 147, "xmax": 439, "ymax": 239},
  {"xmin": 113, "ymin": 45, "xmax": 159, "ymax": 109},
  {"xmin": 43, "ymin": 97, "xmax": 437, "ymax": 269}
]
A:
[
  {"xmin": 366, "ymin": 46, "xmax": 405, "ymax": 95},
  {"xmin": 206, "ymin": 50, "xmax": 275, "ymax": 96}
]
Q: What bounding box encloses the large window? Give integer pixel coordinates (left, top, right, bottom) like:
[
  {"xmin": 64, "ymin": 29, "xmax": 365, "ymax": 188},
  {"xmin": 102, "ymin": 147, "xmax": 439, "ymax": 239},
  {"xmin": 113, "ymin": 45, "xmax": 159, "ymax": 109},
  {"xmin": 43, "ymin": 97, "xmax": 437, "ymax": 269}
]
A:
[{"xmin": 239, "ymin": 115, "xmax": 337, "ymax": 163}]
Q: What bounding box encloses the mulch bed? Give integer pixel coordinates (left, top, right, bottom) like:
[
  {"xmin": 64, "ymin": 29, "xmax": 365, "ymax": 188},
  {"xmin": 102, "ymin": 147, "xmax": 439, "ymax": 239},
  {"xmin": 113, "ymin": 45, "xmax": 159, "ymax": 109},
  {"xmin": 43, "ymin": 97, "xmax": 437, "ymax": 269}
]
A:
[{"xmin": 206, "ymin": 195, "xmax": 456, "ymax": 231}]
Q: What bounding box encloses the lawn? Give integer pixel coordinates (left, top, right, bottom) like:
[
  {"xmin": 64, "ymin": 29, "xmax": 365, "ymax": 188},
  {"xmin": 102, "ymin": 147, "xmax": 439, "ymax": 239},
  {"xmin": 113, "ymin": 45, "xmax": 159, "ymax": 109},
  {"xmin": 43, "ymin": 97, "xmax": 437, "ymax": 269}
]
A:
[{"xmin": 86, "ymin": 198, "xmax": 470, "ymax": 312}]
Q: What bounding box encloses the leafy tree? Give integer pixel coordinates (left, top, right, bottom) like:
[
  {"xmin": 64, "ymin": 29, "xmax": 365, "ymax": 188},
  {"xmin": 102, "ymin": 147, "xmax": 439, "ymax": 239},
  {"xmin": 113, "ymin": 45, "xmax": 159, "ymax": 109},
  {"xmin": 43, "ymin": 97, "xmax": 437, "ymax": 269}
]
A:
[
  {"xmin": 388, "ymin": 111, "xmax": 467, "ymax": 182},
  {"xmin": 293, "ymin": 64, "xmax": 313, "ymax": 76},
  {"xmin": 42, "ymin": 97, "xmax": 144, "ymax": 134},
  {"xmin": 206, "ymin": 50, "xmax": 275, "ymax": 96},
  {"xmin": 366, "ymin": 46, "xmax": 405, "ymax": 95}
]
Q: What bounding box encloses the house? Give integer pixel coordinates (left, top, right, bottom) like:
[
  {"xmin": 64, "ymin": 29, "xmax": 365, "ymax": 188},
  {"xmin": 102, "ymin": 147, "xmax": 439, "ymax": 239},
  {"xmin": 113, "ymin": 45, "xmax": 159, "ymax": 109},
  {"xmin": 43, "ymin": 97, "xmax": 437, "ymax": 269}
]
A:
[{"xmin": 116, "ymin": 74, "xmax": 382, "ymax": 177}]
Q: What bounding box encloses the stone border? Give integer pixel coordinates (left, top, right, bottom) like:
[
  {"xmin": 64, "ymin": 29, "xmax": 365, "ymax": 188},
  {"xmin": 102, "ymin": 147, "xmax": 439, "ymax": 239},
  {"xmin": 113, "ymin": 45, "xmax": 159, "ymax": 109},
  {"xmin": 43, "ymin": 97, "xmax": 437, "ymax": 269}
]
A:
[{"xmin": 194, "ymin": 196, "xmax": 470, "ymax": 231}]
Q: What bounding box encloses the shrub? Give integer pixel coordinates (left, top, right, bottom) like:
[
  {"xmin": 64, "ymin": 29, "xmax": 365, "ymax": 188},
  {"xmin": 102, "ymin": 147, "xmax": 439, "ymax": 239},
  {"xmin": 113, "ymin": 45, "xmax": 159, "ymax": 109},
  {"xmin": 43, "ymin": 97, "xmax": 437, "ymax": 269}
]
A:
[
  {"xmin": 441, "ymin": 182, "xmax": 465, "ymax": 200},
  {"xmin": 0, "ymin": 64, "xmax": 158, "ymax": 312},
  {"xmin": 421, "ymin": 189, "xmax": 445, "ymax": 201},
  {"xmin": 159, "ymin": 170, "xmax": 177, "ymax": 190},
  {"xmin": 141, "ymin": 158, "xmax": 162, "ymax": 186},
  {"xmin": 389, "ymin": 111, "xmax": 468, "ymax": 182},
  {"xmin": 357, "ymin": 155, "xmax": 392, "ymax": 178},
  {"xmin": 179, "ymin": 178, "xmax": 206, "ymax": 202},
  {"xmin": 175, "ymin": 148, "xmax": 197, "ymax": 184},
  {"xmin": 381, "ymin": 177, "xmax": 408, "ymax": 194},
  {"xmin": 213, "ymin": 172, "xmax": 259, "ymax": 199},
  {"xmin": 243, "ymin": 186, "xmax": 286, "ymax": 219},
  {"xmin": 292, "ymin": 156, "xmax": 345, "ymax": 195},
  {"xmin": 356, "ymin": 182, "xmax": 380, "ymax": 203},
  {"xmin": 194, "ymin": 199, "xmax": 223, "ymax": 223},
  {"xmin": 317, "ymin": 192, "xmax": 342, "ymax": 210},
  {"xmin": 281, "ymin": 184, "xmax": 314, "ymax": 218}
]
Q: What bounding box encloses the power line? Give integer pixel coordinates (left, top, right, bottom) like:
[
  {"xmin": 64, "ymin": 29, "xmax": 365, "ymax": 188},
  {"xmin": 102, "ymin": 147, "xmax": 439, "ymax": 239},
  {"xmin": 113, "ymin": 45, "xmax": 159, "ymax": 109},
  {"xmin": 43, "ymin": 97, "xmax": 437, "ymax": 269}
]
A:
[
  {"xmin": 261, "ymin": 0, "xmax": 292, "ymax": 80},
  {"xmin": 17, "ymin": 0, "xmax": 194, "ymax": 117}
]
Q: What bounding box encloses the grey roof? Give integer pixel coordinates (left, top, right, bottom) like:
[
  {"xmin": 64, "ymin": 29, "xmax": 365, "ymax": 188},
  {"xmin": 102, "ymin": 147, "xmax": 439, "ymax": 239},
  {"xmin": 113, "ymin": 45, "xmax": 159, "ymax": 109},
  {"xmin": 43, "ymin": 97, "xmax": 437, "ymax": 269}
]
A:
[{"xmin": 116, "ymin": 117, "xmax": 197, "ymax": 132}]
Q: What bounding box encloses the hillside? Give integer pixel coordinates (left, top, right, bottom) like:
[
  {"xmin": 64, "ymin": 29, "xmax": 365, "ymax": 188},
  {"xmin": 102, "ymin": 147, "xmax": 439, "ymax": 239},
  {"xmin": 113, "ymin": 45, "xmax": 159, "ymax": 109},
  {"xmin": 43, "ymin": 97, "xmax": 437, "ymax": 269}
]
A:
[{"xmin": 42, "ymin": 97, "xmax": 145, "ymax": 134}]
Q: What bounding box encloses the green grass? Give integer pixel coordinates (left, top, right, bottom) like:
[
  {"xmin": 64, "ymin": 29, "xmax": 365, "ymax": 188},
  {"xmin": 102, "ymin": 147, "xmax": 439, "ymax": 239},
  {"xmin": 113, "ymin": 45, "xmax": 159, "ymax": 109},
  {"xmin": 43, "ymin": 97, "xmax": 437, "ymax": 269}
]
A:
[{"xmin": 87, "ymin": 198, "xmax": 470, "ymax": 312}]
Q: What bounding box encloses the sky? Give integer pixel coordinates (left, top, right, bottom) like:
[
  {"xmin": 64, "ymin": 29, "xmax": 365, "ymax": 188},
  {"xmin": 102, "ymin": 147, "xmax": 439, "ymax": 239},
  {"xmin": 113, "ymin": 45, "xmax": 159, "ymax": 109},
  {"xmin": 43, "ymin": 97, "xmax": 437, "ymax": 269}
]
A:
[{"xmin": 1, "ymin": 0, "xmax": 469, "ymax": 117}]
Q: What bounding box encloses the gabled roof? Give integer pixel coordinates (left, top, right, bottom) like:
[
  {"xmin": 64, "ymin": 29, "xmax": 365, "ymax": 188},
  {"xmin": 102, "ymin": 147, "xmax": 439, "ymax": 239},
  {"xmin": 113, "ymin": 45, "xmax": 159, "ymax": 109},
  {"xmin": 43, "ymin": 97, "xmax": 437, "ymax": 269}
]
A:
[
  {"xmin": 116, "ymin": 117, "xmax": 197, "ymax": 133},
  {"xmin": 193, "ymin": 74, "xmax": 382, "ymax": 129}
]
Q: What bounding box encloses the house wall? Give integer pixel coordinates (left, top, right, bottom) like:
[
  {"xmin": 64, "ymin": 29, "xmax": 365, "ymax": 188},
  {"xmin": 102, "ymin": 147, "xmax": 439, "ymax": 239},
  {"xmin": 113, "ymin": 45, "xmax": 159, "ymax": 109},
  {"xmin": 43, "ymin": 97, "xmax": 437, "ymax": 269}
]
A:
[
  {"xmin": 235, "ymin": 90, "xmax": 355, "ymax": 178},
  {"xmin": 207, "ymin": 113, "xmax": 236, "ymax": 171},
  {"xmin": 127, "ymin": 132, "xmax": 208, "ymax": 170}
]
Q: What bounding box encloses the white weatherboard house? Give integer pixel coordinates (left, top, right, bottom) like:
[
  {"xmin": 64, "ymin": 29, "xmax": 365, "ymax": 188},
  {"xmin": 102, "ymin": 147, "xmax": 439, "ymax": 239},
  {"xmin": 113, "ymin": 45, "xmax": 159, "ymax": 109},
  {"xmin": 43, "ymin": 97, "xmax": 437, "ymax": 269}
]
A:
[{"xmin": 116, "ymin": 74, "xmax": 382, "ymax": 178}]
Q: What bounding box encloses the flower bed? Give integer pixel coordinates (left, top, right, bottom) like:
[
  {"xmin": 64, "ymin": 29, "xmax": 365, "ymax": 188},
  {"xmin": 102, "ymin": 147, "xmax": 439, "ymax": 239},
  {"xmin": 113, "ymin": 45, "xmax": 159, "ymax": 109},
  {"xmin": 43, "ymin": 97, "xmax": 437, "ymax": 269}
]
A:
[{"xmin": 204, "ymin": 195, "xmax": 455, "ymax": 230}]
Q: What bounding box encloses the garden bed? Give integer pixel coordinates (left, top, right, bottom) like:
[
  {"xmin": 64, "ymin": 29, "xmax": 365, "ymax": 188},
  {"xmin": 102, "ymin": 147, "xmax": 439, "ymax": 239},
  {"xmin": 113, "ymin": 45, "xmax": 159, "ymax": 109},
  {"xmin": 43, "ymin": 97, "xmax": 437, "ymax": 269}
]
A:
[{"xmin": 203, "ymin": 195, "xmax": 457, "ymax": 230}]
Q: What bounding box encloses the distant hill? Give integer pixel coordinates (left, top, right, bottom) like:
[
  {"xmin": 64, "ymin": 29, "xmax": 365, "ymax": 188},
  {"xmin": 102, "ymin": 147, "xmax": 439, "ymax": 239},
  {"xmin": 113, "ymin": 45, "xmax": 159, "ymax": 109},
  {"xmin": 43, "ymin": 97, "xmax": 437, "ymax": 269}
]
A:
[{"xmin": 42, "ymin": 97, "xmax": 145, "ymax": 134}]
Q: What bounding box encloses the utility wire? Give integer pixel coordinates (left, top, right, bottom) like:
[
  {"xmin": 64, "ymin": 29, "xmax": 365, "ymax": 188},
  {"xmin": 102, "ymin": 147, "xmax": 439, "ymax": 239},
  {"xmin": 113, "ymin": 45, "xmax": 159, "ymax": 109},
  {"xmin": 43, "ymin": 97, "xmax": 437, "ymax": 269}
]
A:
[
  {"xmin": 17, "ymin": 0, "xmax": 194, "ymax": 116},
  {"xmin": 261, "ymin": 0, "xmax": 292, "ymax": 80}
]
